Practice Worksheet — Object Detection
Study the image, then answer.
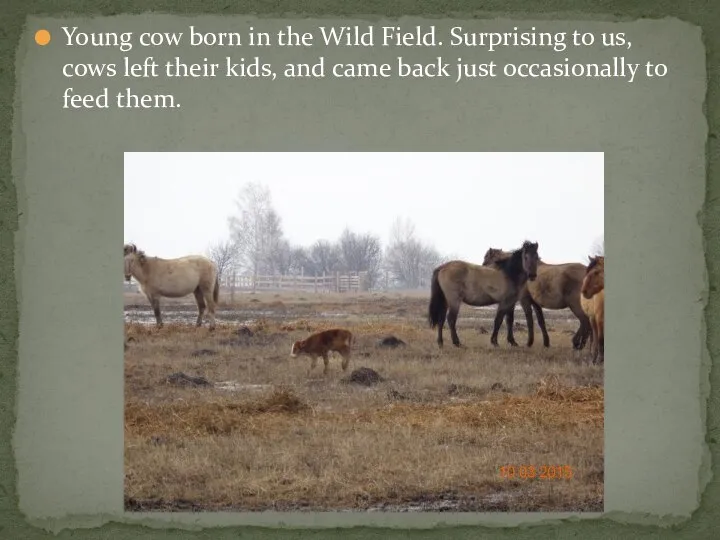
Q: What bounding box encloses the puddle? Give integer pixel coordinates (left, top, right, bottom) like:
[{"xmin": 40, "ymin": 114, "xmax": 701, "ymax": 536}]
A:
[{"xmin": 214, "ymin": 382, "xmax": 272, "ymax": 392}]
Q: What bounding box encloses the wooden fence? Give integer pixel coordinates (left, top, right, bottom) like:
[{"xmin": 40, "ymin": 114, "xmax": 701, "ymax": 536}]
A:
[{"xmin": 221, "ymin": 271, "xmax": 369, "ymax": 297}]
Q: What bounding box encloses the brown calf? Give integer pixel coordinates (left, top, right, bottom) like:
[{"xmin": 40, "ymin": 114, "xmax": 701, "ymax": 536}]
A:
[{"xmin": 290, "ymin": 329, "xmax": 354, "ymax": 375}]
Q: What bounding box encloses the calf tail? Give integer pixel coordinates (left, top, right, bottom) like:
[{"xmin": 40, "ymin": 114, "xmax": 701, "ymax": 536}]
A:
[
  {"xmin": 428, "ymin": 268, "xmax": 447, "ymax": 328},
  {"xmin": 213, "ymin": 275, "xmax": 220, "ymax": 304}
]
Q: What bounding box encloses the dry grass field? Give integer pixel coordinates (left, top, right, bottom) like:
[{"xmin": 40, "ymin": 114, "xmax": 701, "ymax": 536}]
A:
[{"xmin": 124, "ymin": 291, "xmax": 604, "ymax": 512}]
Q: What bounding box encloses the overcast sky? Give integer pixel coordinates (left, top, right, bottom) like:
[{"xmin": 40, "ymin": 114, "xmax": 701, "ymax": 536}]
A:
[{"xmin": 124, "ymin": 152, "xmax": 603, "ymax": 265}]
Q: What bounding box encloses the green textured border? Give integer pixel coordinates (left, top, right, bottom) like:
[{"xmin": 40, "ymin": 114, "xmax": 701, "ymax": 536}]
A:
[{"xmin": 1, "ymin": 2, "xmax": 718, "ymax": 540}]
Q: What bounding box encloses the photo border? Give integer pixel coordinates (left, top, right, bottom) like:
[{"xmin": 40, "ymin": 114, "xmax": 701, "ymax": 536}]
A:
[{"xmin": 1, "ymin": 1, "xmax": 717, "ymax": 538}]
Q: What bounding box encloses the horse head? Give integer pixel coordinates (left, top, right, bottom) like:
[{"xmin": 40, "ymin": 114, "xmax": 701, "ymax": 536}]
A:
[
  {"xmin": 521, "ymin": 241, "xmax": 539, "ymax": 281},
  {"xmin": 582, "ymin": 256, "xmax": 605, "ymax": 299},
  {"xmin": 123, "ymin": 244, "xmax": 144, "ymax": 282},
  {"xmin": 123, "ymin": 253, "xmax": 134, "ymax": 282}
]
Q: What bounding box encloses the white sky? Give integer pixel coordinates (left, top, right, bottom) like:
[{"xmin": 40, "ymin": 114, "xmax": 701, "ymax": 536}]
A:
[{"xmin": 124, "ymin": 152, "xmax": 603, "ymax": 265}]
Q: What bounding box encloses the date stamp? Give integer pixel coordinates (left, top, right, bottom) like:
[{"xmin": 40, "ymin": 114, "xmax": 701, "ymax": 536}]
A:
[{"xmin": 499, "ymin": 465, "xmax": 573, "ymax": 480}]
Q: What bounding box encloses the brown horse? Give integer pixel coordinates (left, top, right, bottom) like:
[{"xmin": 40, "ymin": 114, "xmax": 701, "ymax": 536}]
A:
[
  {"xmin": 482, "ymin": 248, "xmax": 591, "ymax": 350},
  {"xmin": 581, "ymin": 256, "xmax": 604, "ymax": 363},
  {"xmin": 429, "ymin": 241, "xmax": 539, "ymax": 348},
  {"xmin": 123, "ymin": 244, "xmax": 220, "ymax": 330}
]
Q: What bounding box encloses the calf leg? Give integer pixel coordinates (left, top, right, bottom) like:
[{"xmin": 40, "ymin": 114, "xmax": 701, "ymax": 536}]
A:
[
  {"xmin": 322, "ymin": 353, "xmax": 330, "ymax": 375},
  {"xmin": 340, "ymin": 347, "xmax": 351, "ymax": 371},
  {"xmin": 193, "ymin": 287, "xmax": 206, "ymax": 327},
  {"xmin": 308, "ymin": 355, "xmax": 319, "ymax": 376}
]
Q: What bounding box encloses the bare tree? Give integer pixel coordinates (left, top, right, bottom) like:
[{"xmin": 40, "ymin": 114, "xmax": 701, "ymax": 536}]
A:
[
  {"xmin": 261, "ymin": 208, "xmax": 291, "ymax": 274},
  {"xmin": 207, "ymin": 239, "xmax": 238, "ymax": 282},
  {"xmin": 338, "ymin": 228, "xmax": 382, "ymax": 288},
  {"xmin": 228, "ymin": 182, "xmax": 285, "ymax": 279},
  {"xmin": 287, "ymin": 245, "xmax": 311, "ymax": 276},
  {"xmin": 384, "ymin": 217, "xmax": 443, "ymax": 289},
  {"xmin": 306, "ymin": 239, "xmax": 342, "ymax": 276}
]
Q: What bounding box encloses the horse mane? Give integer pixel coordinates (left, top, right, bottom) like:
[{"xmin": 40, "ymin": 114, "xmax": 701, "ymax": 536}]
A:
[
  {"xmin": 124, "ymin": 243, "xmax": 147, "ymax": 263},
  {"xmin": 493, "ymin": 241, "xmax": 538, "ymax": 280},
  {"xmin": 493, "ymin": 244, "xmax": 524, "ymax": 274}
]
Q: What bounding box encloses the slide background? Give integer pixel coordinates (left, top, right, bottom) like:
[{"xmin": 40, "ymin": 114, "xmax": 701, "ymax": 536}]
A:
[{"xmin": 0, "ymin": 2, "xmax": 717, "ymax": 538}]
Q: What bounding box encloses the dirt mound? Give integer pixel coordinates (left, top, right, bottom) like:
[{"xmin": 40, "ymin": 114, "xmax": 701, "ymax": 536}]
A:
[
  {"xmin": 377, "ymin": 336, "xmax": 406, "ymax": 348},
  {"xmin": 236, "ymin": 326, "xmax": 255, "ymax": 337},
  {"xmin": 343, "ymin": 367, "xmax": 384, "ymax": 386},
  {"xmin": 191, "ymin": 348, "xmax": 217, "ymax": 357},
  {"xmin": 248, "ymin": 388, "xmax": 308, "ymax": 413}
]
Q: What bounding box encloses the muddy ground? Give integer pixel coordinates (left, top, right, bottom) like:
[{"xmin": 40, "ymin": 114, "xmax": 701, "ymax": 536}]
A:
[{"xmin": 124, "ymin": 291, "xmax": 603, "ymax": 513}]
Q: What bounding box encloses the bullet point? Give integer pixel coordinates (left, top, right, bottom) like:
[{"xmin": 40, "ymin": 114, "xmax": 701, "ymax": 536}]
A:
[{"xmin": 35, "ymin": 29, "xmax": 51, "ymax": 46}]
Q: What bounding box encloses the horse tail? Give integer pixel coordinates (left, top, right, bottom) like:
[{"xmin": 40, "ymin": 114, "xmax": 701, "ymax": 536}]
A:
[
  {"xmin": 213, "ymin": 275, "xmax": 220, "ymax": 304},
  {"xmin": 428, "ymin": 267, "xmax": 447, "ymax": 328}
]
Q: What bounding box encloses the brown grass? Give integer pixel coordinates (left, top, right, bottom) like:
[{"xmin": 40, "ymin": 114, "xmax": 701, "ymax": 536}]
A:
[{"xmin": 124, "ymin": 293, "xmax": 603, "ymax": 512}]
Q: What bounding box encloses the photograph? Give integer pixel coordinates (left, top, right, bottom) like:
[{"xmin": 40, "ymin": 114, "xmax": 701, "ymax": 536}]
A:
[{"xmin": 123, "ymin": 151, "xmax": 605, "ymax": 512}]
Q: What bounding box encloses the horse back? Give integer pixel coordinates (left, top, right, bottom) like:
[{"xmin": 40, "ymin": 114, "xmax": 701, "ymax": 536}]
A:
[{"xmin": 438, "ymin": 260, "xmax": 510, "ymax": 304}]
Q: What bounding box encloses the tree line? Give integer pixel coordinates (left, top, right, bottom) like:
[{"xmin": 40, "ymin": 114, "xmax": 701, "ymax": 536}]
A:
[{"xmin": 207, "ymin": 182, "xmax": 454, "ymax": 290}]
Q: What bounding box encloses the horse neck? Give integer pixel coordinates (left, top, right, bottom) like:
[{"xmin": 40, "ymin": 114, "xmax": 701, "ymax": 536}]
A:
[
  {"xmin": 131, "ymin": 257, "xmax": 150, "ymax": 282},
  {"xmin": 582, "ymin": 271, "xmax": 604, "ymax": 296}
]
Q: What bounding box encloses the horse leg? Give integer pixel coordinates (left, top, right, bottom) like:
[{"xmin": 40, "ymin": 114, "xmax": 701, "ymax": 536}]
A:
[
  {"xmin": 490, "ymin": 308, "xmax": 506, "ymax": 347},
  {"xmin": 436, "ymin": 308, "xmax": 447, "ymax": 349},
  {"xmin": 531, "ymin": 299, "xmax": 550, "ymax": 348},
  {"xmin": 505, "ymin": 307, "xmax": 518, "ymax": 347},
  {"xmin": 447, "ymin": 303, "xmax": 462, "ymax": 347},
  {"xmin": 520, "ymin": 296, "xmax": 535, "ymax": 347},
  {"xmin": 149, "ymin": 296, "xmax": 163, "ymax": 328},
  {"xmin": 193, "ymin": 287, "xmax": 206, "ymax": 327},
  {"xmin": 569, "ymin": 298, "xmax": 591, "ymax": 350},
  {"xmin": 589, "ymin": 316, "xmax": 599, "ymax": 363},
  {"xmin": 203, "ymin": 284, "xmax": 217, "ymax": 331}
]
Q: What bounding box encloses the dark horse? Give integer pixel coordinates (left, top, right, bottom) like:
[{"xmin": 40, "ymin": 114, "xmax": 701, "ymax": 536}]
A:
[
  {"xmin": 428, "ymin": 241, "xmax": 540, "ymax": 348},
  {"xmin": 482, "ymin": 248, "xmax": 592, "ymax": 350}
]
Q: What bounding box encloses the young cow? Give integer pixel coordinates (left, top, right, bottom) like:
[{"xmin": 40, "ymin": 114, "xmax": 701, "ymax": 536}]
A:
[{"xmin": 290, "ymin": 329, "xmax": 354, "ymax": 376}]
